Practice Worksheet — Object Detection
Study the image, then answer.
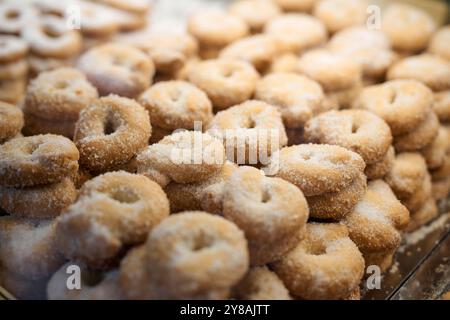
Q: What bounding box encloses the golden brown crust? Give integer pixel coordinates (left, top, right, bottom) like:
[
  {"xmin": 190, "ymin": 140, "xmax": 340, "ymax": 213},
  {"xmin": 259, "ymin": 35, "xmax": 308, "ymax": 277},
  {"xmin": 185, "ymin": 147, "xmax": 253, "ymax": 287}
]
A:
[
  {"xmin": 0, "ymin": 134, "xmax": 79, "ymax": 187},
  {"xmin": 433, "ymin": 90, "xmax": 450, "ymax": 122},
  {"xmin": 77, "ymin": 43, "xmax": 155, "ymax": 98},
  {"xmin": 0, "ymin": 178, "xmax": 77, "ymax": 219},
  {"xmin": 272, "ymin": 223, "xmax": 365, "ymax": 300},
  {"xmin": 428, "ymin": 26, "xmax": 450, "ymax": 60},
  {"xmin": 402, "ymin": 171, "xmax": 431, "ymax": 212},
  {"xmin": 120, "ymin": 211, "xmax": 249, "ymax": 299},
  {"xmin": 222, "ymin": 166, "xmax": 309, "ymax": 265},
  {"xmin": 421, "ymin": 125, "xmax": 450, "ymax": 170},
  {"xmin": 304, "ymin": 110, "xmax": 392, "ymax": 164},
  {"xmin": 74, "ymin": 95, "xmax": 151, "ymax": 173},
  {"xmin": 307, "ymin": 172, "xmax": 366, "ymax": 220},
  {"xmin": 266, "ymin": 144, "xmax": 365, "ymax": 196},
  {"xmin": 393, "ymin": 111, "xmax": 439, "ymax": 152},
  {"xmin": 56, "ymin": 171, "xmax": 170, "ymax": 269},
  {"xmin": 365, "ymin": 146, "xmax": 395, "ymax": 180}
]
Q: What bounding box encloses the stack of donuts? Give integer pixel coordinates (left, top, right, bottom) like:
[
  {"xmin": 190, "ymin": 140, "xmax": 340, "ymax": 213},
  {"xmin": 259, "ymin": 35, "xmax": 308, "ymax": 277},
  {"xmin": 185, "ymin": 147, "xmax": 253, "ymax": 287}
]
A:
[
  {"xmin": 0, "ymin": 0, "xmax": 152, "ymax": 82},
  {"xmin": 0, "ymin": 36, "xmax": 28, "ymax": 104},
  {"xmin": 1, "ymin": 0, "xmax": 450, "ymax": 300}
]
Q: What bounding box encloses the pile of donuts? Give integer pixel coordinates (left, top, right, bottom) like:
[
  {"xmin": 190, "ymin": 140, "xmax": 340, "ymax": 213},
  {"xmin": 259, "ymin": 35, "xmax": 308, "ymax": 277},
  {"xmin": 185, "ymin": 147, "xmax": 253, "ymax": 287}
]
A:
[
  {"xmin": 0, "ymin": 0, "xmax": 152, "ymax": 104},
  {"xmin": 1, "ymin": 0, "xmax": 450, "ymax": 300}
]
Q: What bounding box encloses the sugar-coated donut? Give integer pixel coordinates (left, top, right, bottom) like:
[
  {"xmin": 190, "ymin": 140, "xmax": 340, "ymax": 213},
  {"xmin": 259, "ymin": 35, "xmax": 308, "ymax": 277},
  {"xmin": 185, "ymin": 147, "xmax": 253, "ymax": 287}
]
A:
[
  {"xmin": 56, "ymin": 171, "xmax": 170, "ymax": 269},
  {"xmin": 77, "ymin": 43, "xmax": 155, "ymax": 98},
  {"xmin": 136, "ymin": 131, "xmax": 225, "ymax": 187},
  {"xmin": 432, "ymin": 177, "xmax": 450, "ymax": 201},
  {"xmin": 138, "ymin": 80, "xmax": 213, "ymax": 131},
  {"xmin": 188, "ymin": 11, "xmax": 249, "ymax": 51},
  {"xmin": 385, "ymin": 152, "xmax": 427, "ymax": 200},
  {"xmin": 220, "ymin": 34, "xmax": 280, "ymax": 72},
  {"xmin": 405, "ymin": 199, "xmax": 438, "ymax": 233},
  {"xmin": 24, "ymin": 67, "xmax": 99, "ymax": 121},
  {"xmin": 272, "ymin": 223, "xmax": 364, "ymax": 300},
  {"xmin": 0, "ymin": 177, "xmax": 77, "ymax": 219},
  {"xmin": 365, "ymin": 146, "xmax": 395, "ymax": 180},
  {"xmin": 187, "ymin": 58, "xmax": 259, "ymax": 110},
  {"xmin": 433, "ymin": 91, "xmax": 450, "ymax": 122},
  {"xmin": 382, "ymin": 3, "xmax": 436, "ymax": 53},
  {"xmin": 232, "ymin": 266, "xmax": 291, "ymax": 300},
  {"xmin": 393, "ymin": 111, "xmax": 439, "ymax": 152},
  {"xmin": 307, "ymin": 172, "xmax": 366, "ymax": 220},
  {"xmin": 47, "ymin": 263, "xmax": 123, "ymax": 300},
  {"xmin": 77, "ymin": 1, "xmax": 120, "ymax": 37},
  {"xmin": 313, "ymin": 0, "xmax": 367, "ymax": 34},
  {"xmin": 255, "ymin": 72, "xmax": 325, "ymax": 129},
  {"xmin": 222, "ymin": 166, "xmax": 309, "ymax": 265},
  {"xmin": 353, "ymin": 80, "xmax": 433, "ymax": 136},
  {"xmin": 207, "ymin": 100, "xmax": 288, "ymax": 164},
  {"xmin": 165, "ymin": 161, "xmax": 238, "ymax": 214},
  {"xmin": 0, "ymin": 217, "xmax": 65, "ymax": 281},
  {"xmin": 403, "ymin": 171, "xmax": 431, "ymax": 212},
  {"xmin": 264, "ymin": 13, "xmax": 327, "ymax": 53},
  {"xmin": 229, "ymin": 0, "xmax": 281, "ymax": 32},
  {"xmin": 328, "ymin": 26, "xmax": 397, "ymax": 79},
  {"xmin": 0, "ymin": 2, "xmax": 38, "ymax": 34},
  {"xmin": 74, "ymin": 95, "xmax": 151, "ymax": 173},
  {"xmin": 296, "ymin": 49, "xmax": 361, "ymax": 92},
  {"xmin": 421, "ymin": 125, "xmax": 450, "ymax": 170},
  {"xmin": 0, "ymin": 101, "xmax": 23, "ymax": 144},
  {"xmin": 344, "ymin": 180, "xmax": 409, "ymax": 261},
  {"xmin": 304, "ymin": 110, "xmax": 392, "ymax": 164},
  {"xmin": 119, "ymin": 211, "xmax": 249, "ymax": 299},
  {"xmin": 428, "ymin": 26, "xmax": 450, "ymax": 60},
  {"xmin": 387, "ymin": 54, "xmax": 450, "ymax": 92},
  {"xmin": 363, "ymin": 249, "xmax": 396, "ymax": 273},
  {"xmin": 266, "ymin": 144, "xmax": 365, "ymax": 196},
  {"xmin": 0, "ymin": 134, "xmax": 79, "ymax": 187},
  {"xmin": 22, "ymin": 16, "xmax": 82, "ymax": 58}
]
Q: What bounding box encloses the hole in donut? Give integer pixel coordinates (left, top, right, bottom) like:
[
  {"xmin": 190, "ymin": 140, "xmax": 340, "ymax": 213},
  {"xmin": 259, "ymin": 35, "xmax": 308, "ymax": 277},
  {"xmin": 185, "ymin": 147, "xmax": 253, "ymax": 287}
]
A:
[
  {"xmin": 103, "ymin": 114, "xmax": 119, "ymax": 136},
  {"xmin": 222, "ymin": 69, "xmax": 235, "ymax": 78},
  {"xmin": 351, "ymin": 123, "xmax": 359, "ymax": 134},
  {"xmin": 43, "ymin": 26, "xmax": 62, "ymax": 39},
  {"xmin": 24, "ymin": 142, "xmax": 42, "ymax": 155},
  {"xmin": 109, "ymin": 189, "xmax": 139, "ymax": 204},
  {"xmin": 247, "ymin": 118, "xmax": 256, "ymax": 129},
  {"xmin": 6, "ymin": 10, "xmax": 20, "ymax": 19},
  {"xmin": 307, "ymin": 244, "xmax": 327, "ymax": 256},
  {"xmin": 301, "ymin": 153, "xmax": 311, "ymax": 161},
  {"xmin": 190, "ymin": 234, "xmax": 214, "ymax": 252},
  {"xmin": 261, "ymin": 190, "xmax": 271, "ymax": 203},
  {"xmin": 169, "ymin": 89, "xmax": 181, "ymax": 102},
  {"xmin": 111, "ymin": 55, "xmax": 125, "ymax": 66}
]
